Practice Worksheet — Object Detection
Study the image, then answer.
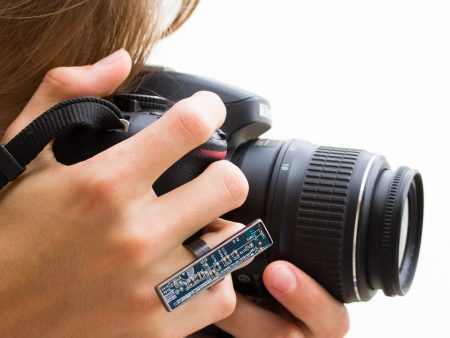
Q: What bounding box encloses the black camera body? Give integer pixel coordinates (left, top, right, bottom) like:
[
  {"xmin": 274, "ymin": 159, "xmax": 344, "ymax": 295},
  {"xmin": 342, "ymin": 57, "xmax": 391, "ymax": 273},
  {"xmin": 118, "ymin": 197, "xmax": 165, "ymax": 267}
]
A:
[
  {"xmin": 53, "ymin": 67, "xmax": 424, "ymax": 303},
  {"xmin": 53, "ymin": 67, "xmax": 270, "ymax": 196}
]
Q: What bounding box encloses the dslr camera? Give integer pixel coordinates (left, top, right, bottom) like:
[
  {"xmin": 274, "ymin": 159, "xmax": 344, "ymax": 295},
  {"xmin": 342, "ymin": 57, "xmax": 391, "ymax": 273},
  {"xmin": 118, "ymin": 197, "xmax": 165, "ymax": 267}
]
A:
[{"xmin": 54, "ymin": 67, "xmax": 424, "ymax": 303}]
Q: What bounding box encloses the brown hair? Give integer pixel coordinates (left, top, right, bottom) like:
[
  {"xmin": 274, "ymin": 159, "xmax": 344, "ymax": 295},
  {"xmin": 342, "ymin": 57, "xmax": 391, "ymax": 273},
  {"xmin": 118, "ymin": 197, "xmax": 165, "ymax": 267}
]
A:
[{"xmin": 0, "ymin": 0, "xmax": 198, "ymax": 133}]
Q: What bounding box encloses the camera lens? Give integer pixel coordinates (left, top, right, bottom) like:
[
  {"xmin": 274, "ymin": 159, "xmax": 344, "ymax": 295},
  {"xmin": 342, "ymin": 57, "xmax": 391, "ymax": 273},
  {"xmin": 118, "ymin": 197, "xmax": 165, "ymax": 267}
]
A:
[
  {"xmin": 367, "ymin": 165, "xmax": 423, "ymax": 298},
  {"xmin": 399, "ymin": 199, "xmax": 409, "ymax": 268},
  {"xmin": 228, "ymin": 139, "xmax": 424, "ymax": 303}
]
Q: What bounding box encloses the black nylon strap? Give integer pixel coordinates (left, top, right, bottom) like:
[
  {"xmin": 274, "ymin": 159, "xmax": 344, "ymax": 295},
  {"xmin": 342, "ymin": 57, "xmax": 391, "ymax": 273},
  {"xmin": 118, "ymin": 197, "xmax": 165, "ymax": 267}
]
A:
[{"xmin": 0, "ymin": 96, "xmax": 125, "ymax": 190}]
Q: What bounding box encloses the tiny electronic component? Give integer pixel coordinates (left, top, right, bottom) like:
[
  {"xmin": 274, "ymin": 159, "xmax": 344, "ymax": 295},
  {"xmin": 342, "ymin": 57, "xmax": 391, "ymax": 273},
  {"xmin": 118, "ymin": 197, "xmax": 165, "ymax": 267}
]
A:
[{"xmin": 155, "ymin": 219, "xmax": 273, "ymax": 312}]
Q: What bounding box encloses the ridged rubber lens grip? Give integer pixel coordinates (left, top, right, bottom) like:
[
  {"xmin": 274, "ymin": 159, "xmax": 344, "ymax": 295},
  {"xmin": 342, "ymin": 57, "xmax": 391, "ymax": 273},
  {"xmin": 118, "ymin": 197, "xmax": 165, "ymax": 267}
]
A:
[{"xmin": 295, "ymin": 146, "xmax": 361, "ymax": 302}]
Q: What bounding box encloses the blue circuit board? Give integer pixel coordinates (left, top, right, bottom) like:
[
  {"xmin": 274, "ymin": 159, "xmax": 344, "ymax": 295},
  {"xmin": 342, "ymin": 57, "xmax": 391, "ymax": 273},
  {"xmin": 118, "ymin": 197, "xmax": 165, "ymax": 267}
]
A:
[{"xmin": 155, "ymin": 219, "xmax": 272, "ymax": 311}]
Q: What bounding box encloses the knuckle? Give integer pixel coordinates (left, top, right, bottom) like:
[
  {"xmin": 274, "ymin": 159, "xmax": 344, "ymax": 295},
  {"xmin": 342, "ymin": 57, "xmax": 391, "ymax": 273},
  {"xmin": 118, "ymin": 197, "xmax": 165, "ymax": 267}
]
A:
[
  {"xmin": 195, "ymin": 90, "xmax": 226, "ymax": 120},
  {"xmin": 173, "ymin": 98, "xmax": 214, "ymax": 142},
  {"xmin": 113, "ymin": 232, "xmax": 151, "ymax": 266},
  {"xmin": 218, "ymin": 293, "xmax": 237, "ymax": 319},
  {"xmin": 229, "ymin": 221, "xmax": 245, "ymax": 234},
  {"xmin": 195, "ymin": 90, "xmax": 223, "ymax": 103},
  {"xmin": 127, "ymin": 289, "xmax": 154, "ymax": 315},
  {"xmin": 81, "ymin": 170, "xmax": 124, "ymax": 207},
  {"xmin": 275, "ymin": 325, "xmax": 304, "ymax": 338},
  {"xmin": 335, "ymin": 306, "xmax": 350, "ymax": 337},
  {"xmin": 320, "ymin": 305, "xmax": 350, "ymax": 338},
  {"xmin": 213, "ymin": 161, "xmax": 249, "ymax": 206},
  {"xmin": 212, "ymin": 220, "xmax": 245, "ymax": 234},
  {"xmin": 210, "ymin": 282, "xmax": 237, "ymax": 320},
  {"xmin": 42, "ymin": 67, "xmax": 68, "ymax": 89}
]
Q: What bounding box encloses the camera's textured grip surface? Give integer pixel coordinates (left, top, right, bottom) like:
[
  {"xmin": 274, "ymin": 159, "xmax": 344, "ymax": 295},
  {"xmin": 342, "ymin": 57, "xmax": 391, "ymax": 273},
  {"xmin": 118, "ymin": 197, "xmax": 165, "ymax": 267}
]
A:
[{"xmin": 295, "ymin": 146, "xmax": 360, "ymax": 302}]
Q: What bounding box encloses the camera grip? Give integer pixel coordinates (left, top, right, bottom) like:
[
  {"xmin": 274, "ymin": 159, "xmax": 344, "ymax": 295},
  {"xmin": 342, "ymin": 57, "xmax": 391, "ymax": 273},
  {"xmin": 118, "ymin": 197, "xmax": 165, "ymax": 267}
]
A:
[{"xmin": 52, "ymin": 110, "xmax": 227, "ymax": 195}]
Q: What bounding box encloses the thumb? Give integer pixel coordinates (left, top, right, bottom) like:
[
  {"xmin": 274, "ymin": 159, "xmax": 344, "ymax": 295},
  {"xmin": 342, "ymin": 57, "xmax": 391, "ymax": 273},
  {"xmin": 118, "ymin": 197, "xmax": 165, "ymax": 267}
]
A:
[
  {"xmin": 263, "ymin": 261, "xmax": 349, "ymax": 337},
  {"xmin": 3, "ymin": 49, "xmax": 132, "ymax": 143}
]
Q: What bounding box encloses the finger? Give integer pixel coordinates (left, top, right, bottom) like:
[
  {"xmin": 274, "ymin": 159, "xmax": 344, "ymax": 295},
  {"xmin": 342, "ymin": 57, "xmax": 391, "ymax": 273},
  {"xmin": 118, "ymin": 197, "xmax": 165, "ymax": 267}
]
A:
[
  {"xmin": 201, "ymin": 219, "xmax": 245, "ymax": 248},
  {"xmin": 202, "ymin": 219, "xmax": 254, "ymax": 269},
  {"xmin": 168, "ymin": 275, "xmax": 236, "ymax": 336},
  {"xmin": 151, "ymin": 221, "xmax": 244, "ymax": 336},
  {"xmin": 2, "ymin": 49, "xmax": 132, "ymax": 143},
  {"xmin": 216, "ymin": 293, "xmax": 306, "ymax": 338},
  {"xmin": 149, "ymin": 160, "xmax": 248, "ymax": 246},
  {"xmin": 151, "ymin": 219, "xmax": 245, "ymax": 282},
  {"xmin": 86, "ymin": 90, "xmax": 226, "ymax": 187},
  {"xmin": 263, "ymin": 261, "xmax": 350, "ymax": 338}
]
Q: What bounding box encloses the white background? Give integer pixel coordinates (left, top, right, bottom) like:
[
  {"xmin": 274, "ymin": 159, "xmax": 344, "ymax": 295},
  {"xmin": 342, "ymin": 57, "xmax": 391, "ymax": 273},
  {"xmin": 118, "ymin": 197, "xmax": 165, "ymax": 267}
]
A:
[{"xmin": 151, "ymin": 1, "xmax": 450, "ymax": 337}]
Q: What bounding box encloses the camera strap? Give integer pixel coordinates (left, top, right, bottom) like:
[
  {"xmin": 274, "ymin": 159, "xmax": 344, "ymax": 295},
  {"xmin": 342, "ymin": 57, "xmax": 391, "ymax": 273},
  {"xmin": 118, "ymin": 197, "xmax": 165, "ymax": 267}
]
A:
[{"xmin": 0, "ymin": 96, "xmax": 127, "ymax": 190}]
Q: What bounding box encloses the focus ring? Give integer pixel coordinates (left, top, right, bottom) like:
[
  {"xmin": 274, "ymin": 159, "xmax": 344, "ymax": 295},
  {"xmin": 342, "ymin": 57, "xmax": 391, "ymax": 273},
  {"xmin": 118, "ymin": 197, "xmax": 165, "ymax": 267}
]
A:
[
  {"xmin": 379, "ymin": 166, "xmax": 408, "ymax": 295},
  {"xmin": 295, "ymin": 146, "xmax": 360, "ymax": 302}
]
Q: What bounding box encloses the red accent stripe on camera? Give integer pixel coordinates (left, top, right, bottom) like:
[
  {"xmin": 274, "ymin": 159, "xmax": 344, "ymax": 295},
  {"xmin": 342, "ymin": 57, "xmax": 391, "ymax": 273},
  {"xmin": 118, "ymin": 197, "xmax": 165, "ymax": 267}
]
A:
[{"xmin": 199, "ymin": 149, "xmax": 227, "ymax": 159}]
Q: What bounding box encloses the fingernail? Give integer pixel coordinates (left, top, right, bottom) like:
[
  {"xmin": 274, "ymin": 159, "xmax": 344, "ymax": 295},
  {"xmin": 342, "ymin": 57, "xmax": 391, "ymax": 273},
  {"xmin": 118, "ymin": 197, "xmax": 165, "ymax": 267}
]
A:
[
  {"xmin": 93, "ymin": 49, "xmax": 126, "ymax": 68},
  {"xmin": 270, "ymin": 265, "xmax": 297, "ymax": 293}
]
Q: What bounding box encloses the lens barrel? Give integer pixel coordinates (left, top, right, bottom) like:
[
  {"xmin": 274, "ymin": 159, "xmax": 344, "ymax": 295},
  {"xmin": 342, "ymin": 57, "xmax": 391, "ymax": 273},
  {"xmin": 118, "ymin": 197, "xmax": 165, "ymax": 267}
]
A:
[{"xmin": 229, "ymin": 139, "xmax": 424, "ymax": 303}]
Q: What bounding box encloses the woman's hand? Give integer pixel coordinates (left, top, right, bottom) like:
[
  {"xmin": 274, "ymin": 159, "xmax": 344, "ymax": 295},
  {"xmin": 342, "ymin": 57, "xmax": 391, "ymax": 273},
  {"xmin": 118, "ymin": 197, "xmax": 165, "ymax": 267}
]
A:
[
  {"xmin": 0, "ymin": 50, "xmax": 249, "ymax": 338},
  {"xmin": 216, "ymin": 261, "xmax": 350, "ymax": 338}
]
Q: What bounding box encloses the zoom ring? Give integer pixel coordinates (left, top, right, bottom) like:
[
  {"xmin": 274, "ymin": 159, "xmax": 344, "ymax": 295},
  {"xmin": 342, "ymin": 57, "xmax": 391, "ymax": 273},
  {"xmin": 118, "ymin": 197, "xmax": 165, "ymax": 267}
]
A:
[{"xmin": 295, "ymin": 146, "xmax": 360, "ymax": 302}]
